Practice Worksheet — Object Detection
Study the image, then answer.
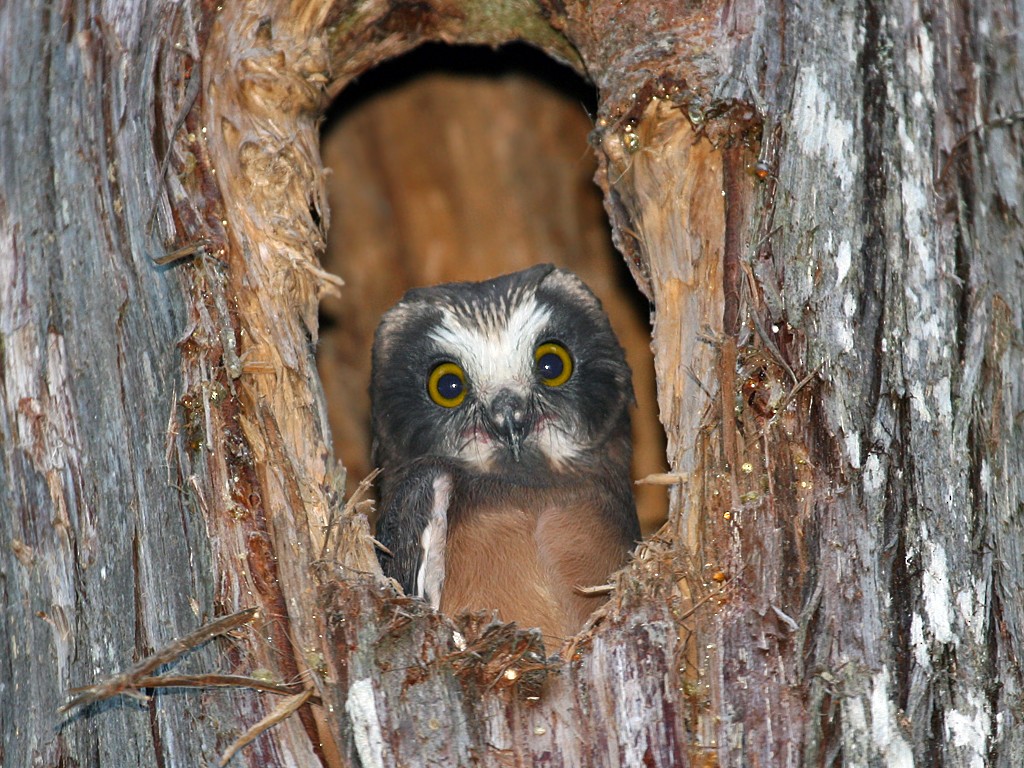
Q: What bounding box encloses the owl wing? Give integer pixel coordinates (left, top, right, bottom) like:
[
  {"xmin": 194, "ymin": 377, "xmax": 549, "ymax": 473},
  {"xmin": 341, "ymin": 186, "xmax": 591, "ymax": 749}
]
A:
[{"xmin": 374, "ymin": 462, "xmax": 454, "ymax": 609}]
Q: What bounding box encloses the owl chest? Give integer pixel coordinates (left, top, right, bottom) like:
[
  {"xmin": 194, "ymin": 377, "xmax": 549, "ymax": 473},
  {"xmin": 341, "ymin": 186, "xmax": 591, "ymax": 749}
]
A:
[{"xmin": 439, "ymin": 496, "xmax": 627, "ymax": 648}]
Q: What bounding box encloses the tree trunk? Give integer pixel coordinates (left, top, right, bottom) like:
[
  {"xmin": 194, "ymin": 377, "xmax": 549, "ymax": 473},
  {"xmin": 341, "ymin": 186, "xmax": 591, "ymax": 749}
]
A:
[{"xmin": 2, "ymin": 1, "xmax": 1021, "ymax": 767}]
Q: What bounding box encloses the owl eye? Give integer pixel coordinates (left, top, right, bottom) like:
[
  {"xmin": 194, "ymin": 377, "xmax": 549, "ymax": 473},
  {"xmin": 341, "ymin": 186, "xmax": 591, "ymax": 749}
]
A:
[
  {"xmin": 534, "ymin": 342, "xmax": 573, "ymax": 387},
  {"xmin": 428, "ymin": 362, "xmax": 467, "ymax": 407}
]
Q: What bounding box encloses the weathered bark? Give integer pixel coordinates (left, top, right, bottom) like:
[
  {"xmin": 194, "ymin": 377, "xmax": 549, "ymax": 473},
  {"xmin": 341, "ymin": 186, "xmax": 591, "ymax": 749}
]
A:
[
  {"xmin": 2, "ymin": 0, "xmax": 1022, "ymax": 767},
  {"xmin": 715, "ymin": 3, "xmax": 1024, "ymax": 764},
  {"xmin": 0, "ymin": 3, "xmax": 260, "ymax": 766}
]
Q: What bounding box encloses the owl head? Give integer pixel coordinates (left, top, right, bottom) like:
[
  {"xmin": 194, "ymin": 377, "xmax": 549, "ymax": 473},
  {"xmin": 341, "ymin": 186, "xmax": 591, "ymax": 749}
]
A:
[{"xmin": 370, "ymin": 264, "xmax": 634, "ymax": 476}]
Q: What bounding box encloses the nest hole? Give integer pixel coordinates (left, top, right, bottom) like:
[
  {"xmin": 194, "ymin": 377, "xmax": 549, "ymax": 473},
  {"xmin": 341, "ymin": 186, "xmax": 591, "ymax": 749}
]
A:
[{"xmin": 317, "ymin": 43, "xmax": 667, "ymax": 532}]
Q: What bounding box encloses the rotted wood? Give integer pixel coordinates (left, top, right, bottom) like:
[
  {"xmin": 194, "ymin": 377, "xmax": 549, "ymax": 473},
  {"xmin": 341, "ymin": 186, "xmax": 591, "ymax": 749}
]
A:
[
  {"xmin": 568, "ymin": 1, "xmax": 1024, "ymax": 766},
  {"xmin": 316, "ymin": 552, "xmax": 688, "ymax": 766},
  {"xmin": 182, "ymin": 0, "xmax": 749, "ymax": 765}
]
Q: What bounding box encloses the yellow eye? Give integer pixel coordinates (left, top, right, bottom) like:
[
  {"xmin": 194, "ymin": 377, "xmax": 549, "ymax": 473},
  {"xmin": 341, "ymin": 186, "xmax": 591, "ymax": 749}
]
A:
[
  {"xmin": 534, "ymin": 342, "xmax": 573, "ymax": 387},
  {"xmin": 428, "ymin": 362, "xmax": 467, "ymax": 407}
]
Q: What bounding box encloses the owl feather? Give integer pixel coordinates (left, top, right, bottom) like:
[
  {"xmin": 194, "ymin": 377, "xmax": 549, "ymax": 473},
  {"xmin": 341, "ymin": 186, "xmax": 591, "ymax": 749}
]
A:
[{"xmin": 370, "ymin": 265, "xmax": 639, "ymax": 648}]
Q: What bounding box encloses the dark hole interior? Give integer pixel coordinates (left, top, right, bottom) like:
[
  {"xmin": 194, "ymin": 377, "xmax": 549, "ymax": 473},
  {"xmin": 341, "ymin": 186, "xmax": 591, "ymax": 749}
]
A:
[{"xmin": 317, "ymin": 42, "xmax": 667, "ymax": 531}]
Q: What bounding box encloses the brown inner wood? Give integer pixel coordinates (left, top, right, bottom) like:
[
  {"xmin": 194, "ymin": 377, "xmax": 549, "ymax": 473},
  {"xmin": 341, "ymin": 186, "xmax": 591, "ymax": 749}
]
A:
[{"xmin": 317, "ymin": 45, "xmax": 668, "ymax": 532}]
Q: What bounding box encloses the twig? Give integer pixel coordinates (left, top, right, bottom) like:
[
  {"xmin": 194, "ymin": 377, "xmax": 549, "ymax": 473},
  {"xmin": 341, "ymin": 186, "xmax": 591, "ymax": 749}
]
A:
[
  {"xmin": 151, "ymin": 238, "xmax": 212, "ymax": 266},
  {"xmin": 745, "ymin": 362, "xmax": 824, "ymax": 448},
  {"xmin": 131, "ymin": 673, "xmax": 321, "ymax": 706},
  {"xmin": 60, "ymin": 607, "xmax": 258, "ymax": 713},
  {"xmin": 635, "ymin": 472, "xmax": 685, "ymax": 486},
  {"xmin": 320, "ymin": 468, "xmax": 379, "ymax": 560},
  {"xmin": 219, "ymin": 688, "xmax": 314, "ymax": 767},
  {"xmin": 574, "ymin": 582, "xmax": 614, "ymax": 596},
  {"xmin": 937, "ymin": 110, "xmax": 1024, "ymax": 189},
  {"xmin": 749, "ymin": 308, "xmax": 797, "ymax": 385}
]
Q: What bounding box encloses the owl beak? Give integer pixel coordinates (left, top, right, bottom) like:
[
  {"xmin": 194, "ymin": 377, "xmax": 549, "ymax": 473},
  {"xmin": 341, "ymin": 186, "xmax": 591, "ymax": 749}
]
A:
[{"xmin": 484, "ymin": 390, "xmax": 532, "ymax": 462}]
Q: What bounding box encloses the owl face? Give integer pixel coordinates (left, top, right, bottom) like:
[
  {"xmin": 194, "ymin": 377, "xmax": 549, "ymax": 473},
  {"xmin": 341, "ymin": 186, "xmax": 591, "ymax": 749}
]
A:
[{"xmin": 371, "ymin": 265, "xmax": 634, "ymax": 475}]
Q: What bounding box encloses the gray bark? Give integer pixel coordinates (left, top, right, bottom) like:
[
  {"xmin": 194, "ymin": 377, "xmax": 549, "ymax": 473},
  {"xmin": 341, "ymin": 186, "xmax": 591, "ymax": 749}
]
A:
[
  {"xmin": 1, "ymin": 2, "xmax": 242, "ymax": 766},
  {"xmin": 763, "ymin": 2, "xmax": 1024, "ymax": 764}
]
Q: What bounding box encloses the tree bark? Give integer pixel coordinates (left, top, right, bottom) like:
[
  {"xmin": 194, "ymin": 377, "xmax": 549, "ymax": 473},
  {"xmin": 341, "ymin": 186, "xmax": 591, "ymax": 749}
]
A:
[
  {"xmin": 2, "ymin": 1, "xmax": 1022, "ymax": 767},
  {"xmin": 0, "ymin": 3, "xmax": 270, "ymax": 766}
]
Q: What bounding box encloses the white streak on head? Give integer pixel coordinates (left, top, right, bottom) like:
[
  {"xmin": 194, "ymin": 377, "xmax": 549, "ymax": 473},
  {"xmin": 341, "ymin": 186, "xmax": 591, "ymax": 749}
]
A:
[
  {"xmin": 428, "ymin": 294, "xmax": 551, "ymax": 401},
  {"xmin": 426, "ymin": 286, "xmax": 585, "ymax": 470},
  {"xmin": 415, "ymin": 474, "xmax": 451, "ymax": 609}
]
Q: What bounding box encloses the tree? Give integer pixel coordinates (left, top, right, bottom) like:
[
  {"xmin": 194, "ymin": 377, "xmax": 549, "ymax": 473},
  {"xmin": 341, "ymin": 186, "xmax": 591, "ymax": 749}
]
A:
[{"xmin": 2, "ymin": 1, "xmax": 1021, "ymax": 766}]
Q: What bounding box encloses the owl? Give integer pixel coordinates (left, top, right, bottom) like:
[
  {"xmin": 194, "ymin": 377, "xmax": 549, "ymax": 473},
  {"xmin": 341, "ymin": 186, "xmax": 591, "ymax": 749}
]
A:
[{"xmin": 371, "ymin": 264, "xmax": 639, "ymax": 648}]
